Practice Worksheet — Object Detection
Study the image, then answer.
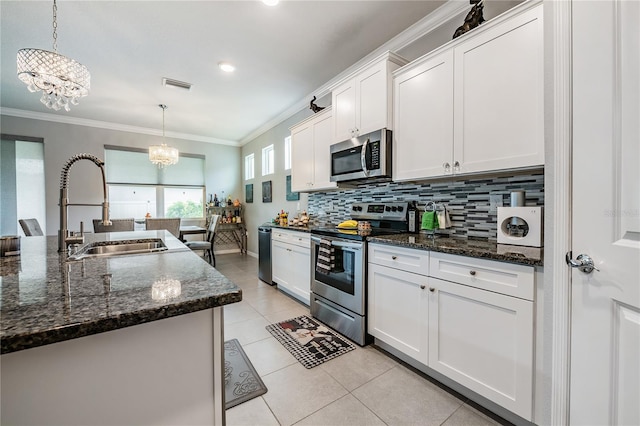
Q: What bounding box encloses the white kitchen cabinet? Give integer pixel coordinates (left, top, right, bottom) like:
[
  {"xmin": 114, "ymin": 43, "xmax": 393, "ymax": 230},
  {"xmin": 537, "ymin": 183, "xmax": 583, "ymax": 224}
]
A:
[
  {"xmin": 271, "ymin": 229, "xmax": 311, "ymax": 305},
  {"xmin": 290, "ymin": 107, "xmax": 336, "ymax": 192},
  {"xmin": 368, "ymin": 263, "xmax": 428, "ymax": 364},
  {"xmin": 332, "ymin": 52, "xmax": 407, "ymax": 143},
  {"xmin": 367, "ymin": 243, "xmax": 535, "ymax": 421},
  {"xmin": 393, "ymin": 3, "xmax": 543, "ymax": 181},
  {"xmin": 428, "ymin": 277, "xmax": 534, "ymax": 420},
  {"xmin": 393, "ymin": 50, "xmax": 454, "ymax": 181},
  {"xmin": 453, "ymin": 4, "xmax": 544, "ymax": 175}
]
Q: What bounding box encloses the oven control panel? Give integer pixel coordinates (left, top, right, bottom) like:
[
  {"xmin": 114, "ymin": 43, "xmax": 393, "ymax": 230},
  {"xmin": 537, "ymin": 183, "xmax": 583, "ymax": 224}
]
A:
[{"xmin": 350, "ymin": 202, "xmax": 408, "ymax": 221}]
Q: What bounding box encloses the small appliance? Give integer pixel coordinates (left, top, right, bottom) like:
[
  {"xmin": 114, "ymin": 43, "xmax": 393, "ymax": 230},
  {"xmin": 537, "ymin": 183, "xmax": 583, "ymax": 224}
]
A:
[
  {"xmin": 329, "ymin": 129, "xmax": 392, "ymax": 183},
  {"xmin": 497, "ymin": 191, "xmax": 543, "ymax": 247}
]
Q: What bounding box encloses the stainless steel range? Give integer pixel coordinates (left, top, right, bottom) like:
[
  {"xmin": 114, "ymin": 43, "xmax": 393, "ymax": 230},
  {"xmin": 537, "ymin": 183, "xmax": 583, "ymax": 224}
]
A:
[{"xmin": 310, "ymin": 202, "xmax": 408, "ymax": 345}]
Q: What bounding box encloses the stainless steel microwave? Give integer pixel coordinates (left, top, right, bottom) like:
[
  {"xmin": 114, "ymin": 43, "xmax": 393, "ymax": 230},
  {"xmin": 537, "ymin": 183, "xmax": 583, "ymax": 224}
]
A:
[{"xmin": 329, "ymin": 129, "xmax": 392, "ymax": 182}]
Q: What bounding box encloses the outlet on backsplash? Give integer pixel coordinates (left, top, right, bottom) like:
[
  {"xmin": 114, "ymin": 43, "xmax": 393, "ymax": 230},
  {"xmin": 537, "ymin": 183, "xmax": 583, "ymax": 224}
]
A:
[{"xmin": 489, "ymin": 194, "xmax": 503, "ymax": 213}]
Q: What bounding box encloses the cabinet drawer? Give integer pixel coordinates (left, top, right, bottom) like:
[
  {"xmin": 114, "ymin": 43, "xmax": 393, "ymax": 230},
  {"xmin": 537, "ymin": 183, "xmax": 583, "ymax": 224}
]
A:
[
  {"xmin": 429, "ymin": 252, "xmax": 534, "ymax": 300},
  {"xmin": 368, "ymin": 243, "xmax": 429, "ymax": 276},
  {"xmin": 272, "ymin": 229, "xmax": 310, "ymax": 248}
]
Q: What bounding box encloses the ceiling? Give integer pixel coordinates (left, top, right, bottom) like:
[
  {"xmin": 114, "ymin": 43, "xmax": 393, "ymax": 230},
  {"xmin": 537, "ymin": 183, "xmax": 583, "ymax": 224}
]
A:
[{"xmin": 0, "ymin": 0, "xmax": 447, "ymax": 146}]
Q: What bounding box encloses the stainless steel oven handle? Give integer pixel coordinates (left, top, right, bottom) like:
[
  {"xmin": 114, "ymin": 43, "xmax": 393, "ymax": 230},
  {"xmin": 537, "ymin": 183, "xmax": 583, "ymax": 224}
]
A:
[
  {"xmin": 360, "ymin": 137, "xmax": 370, "ymax": 176},
  {"xmin": 311, "ymin": 236, "xmax": 362, "ymax": 250}
]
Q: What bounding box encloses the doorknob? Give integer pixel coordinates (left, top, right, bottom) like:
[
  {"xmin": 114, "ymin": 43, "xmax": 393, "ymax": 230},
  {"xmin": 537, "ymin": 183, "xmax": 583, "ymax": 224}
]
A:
[{"xmin": 566, "ymin": 251, "xmax": 600, "ymax": 273}]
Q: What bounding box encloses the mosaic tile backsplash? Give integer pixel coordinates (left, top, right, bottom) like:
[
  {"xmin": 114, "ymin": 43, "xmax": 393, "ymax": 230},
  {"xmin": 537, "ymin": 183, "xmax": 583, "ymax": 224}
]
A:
[{"xmin": 308, "ymin": 172, "xmax": 544, "ymax": 241}]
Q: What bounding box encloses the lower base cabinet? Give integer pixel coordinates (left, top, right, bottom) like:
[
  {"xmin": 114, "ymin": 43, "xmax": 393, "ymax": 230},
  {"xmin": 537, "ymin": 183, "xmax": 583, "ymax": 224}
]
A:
[
  {"xmin": 428, "ymin": 277, "xmax": 534, "ymax": 419},
  {"xmin": 272, "ymin": 230, "xmax": 310, "ymax": 305},
  {"xmin": 368, "ymin": 264, "xmax": 428, "ymax": 364},
  {"xmin": 368, "ymin": 244, "xmax": 535, "ymax": 421}
]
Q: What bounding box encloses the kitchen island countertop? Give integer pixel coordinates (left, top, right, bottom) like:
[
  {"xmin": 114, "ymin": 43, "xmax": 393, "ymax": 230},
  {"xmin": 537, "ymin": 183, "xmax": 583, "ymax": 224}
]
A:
[
  {"xmin": 0, "ymin": 230, "xmax": 242, "ymax": 354},
  {"xmin": 368, "ymin": 233, "xmax": 543, "ymax": 267}
]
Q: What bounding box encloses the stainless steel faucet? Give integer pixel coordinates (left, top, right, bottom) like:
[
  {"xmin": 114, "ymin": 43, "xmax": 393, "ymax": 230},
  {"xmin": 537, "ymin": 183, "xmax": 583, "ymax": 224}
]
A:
[{"xmin": 58, "ymin": 153, "xmax": 111, "ymax": 252}]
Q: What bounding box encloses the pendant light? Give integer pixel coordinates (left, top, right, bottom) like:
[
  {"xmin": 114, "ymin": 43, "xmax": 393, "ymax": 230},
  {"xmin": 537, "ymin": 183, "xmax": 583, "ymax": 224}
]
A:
[
  {"xmin": 149, "ymin": 104, "xmax": 179, "ymax": 168},
  {"xmin": 16, "ymin": 0, "xmax": 90, "ymax": 111}
]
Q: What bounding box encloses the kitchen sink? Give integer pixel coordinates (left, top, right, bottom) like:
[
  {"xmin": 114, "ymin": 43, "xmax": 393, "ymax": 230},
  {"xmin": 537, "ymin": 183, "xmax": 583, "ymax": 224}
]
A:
[{"xmin": 68, "ymin": 238, "xmax": 168, "ymax": 261}]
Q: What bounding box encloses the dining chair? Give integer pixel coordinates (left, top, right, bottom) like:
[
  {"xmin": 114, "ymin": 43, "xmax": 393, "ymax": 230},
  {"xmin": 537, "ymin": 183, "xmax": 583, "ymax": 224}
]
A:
[
  {"xmin": 185, "ymin": 215, "xmax": 221, "ymax": 266},
  {"xmin": 19, "ymin": 218, "xmax": 44, "ymax": 236},
  {"xmin": 145, "ymin": 218, "xmax": 181, "ymax": 238},
  {"xmin": 93, "ymin": 218, "xmax": 135, "ymax": 233}
]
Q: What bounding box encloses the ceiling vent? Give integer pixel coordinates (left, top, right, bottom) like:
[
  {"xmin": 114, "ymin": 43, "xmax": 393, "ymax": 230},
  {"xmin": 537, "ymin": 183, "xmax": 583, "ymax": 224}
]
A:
[{"xmin": 162, "ymin": 78, "xmax": 192, "ymax": 91}]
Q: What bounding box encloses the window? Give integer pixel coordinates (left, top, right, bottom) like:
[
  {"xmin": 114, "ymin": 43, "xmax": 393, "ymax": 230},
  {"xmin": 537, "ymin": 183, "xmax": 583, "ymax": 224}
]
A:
[
  {"xmin": 244, "ymin": 153, "xmax": 255, "ymax": 180},
  {"xmin": 262, "ymin": 144, "xmax": 274, "ymax": 176},
  {"xmin": 284, "ymin": 136, "xmax": 292, "ymax": 170},
  {"xmin": 104, "ymin": 146, "xmax": 205, "ymax": 219}
]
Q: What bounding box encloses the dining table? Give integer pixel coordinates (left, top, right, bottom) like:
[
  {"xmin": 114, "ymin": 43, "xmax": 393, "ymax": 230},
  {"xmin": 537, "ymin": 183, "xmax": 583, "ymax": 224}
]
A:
[{"xmin": 179, "ymin": 225, "xmax": 206, "ymax": 242}]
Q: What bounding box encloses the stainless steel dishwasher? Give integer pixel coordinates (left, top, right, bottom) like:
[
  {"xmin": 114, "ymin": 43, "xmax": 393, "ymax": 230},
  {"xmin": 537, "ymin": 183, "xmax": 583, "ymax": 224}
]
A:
[{"xmin": 258, "ymin": 225, "xmax": 273, "ymax": 285}]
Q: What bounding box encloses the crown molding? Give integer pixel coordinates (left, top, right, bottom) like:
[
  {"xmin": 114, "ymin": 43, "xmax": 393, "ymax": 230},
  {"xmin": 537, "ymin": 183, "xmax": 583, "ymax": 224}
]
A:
[
  {"xmin": 239, "ymin": 0, "xmax": 470, "ymax": 146},
  {"xmin": 0, "ymin": 107, "xmax": 240, "ymax": 147}
]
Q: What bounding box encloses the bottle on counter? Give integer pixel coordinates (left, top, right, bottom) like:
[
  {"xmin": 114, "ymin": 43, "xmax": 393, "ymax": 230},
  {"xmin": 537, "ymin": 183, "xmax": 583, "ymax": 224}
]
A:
[{"xmin": 408, "ymin": 201, "xmax": 419, "ymax": 234}]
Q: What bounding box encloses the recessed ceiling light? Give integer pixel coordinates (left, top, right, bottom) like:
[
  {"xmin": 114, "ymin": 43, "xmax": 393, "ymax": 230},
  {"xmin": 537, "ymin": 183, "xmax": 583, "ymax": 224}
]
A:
[
  {"xmin": 262, "ymin": 0, "xmax": 279, "ymax": 6},
  {"xmin": 218, "ymin": 62, "xmax": 236, "ymax": 73}
]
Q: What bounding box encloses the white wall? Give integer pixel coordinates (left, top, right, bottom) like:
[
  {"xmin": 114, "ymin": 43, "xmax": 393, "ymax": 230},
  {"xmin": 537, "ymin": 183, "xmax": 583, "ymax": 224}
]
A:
[{"xmin": 0, "ymin": 115, "xmax": 241, "ymax": 236}]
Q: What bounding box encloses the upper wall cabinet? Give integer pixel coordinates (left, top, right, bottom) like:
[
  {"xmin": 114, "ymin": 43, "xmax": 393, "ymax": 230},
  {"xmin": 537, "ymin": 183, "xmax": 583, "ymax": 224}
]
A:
[
  {"xmin": 290, "ymin": 107, "xmax": 337, "ymax": 192},
  {"xmin": 393, "ymin": 3, "xmax": 544, "ymax": 181},
  {"xmin": 332, "ymin": 52, "xmax": 408, "ymax": 143}
]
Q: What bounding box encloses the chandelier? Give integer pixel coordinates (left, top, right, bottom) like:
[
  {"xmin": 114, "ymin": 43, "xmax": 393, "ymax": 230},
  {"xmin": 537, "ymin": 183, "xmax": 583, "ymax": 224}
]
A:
[
  {"xmin": 16, "ymin": 0, "xmax": 90, "ymax": 111},
  {"xmin": 149, "ymin": 104, "xmax": 179, "ymax": 167}
]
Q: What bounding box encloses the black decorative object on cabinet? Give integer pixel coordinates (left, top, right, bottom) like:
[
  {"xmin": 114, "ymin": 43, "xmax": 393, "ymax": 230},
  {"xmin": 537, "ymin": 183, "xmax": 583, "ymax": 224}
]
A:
[
  {"xmin": 453, "ymin": 0, "xmax": 485, "ymax": 39},
  {"xmin": 309, "ymin": 96, "xmax": 325, "ymax": 113}
]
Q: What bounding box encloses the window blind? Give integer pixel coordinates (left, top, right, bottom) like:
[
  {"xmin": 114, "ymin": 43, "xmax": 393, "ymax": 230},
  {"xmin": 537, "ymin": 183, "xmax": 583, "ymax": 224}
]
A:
[{"xmin": 105, "ymin": 146, "xmax": 204, "ymax": 186}]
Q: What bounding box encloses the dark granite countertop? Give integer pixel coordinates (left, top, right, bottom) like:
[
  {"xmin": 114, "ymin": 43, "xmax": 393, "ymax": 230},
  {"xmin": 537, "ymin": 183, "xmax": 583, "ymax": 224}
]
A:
[
  {"xmin": 262, "ymin": 223, "xmax": 314, "ymax": 233},
  {"xmin": 367, "ymin": 233, "xmax": 544, "ymax": 267},
  {"xmin": 0, "ymin": 231, "xmax": 242, "ymax": 354}
]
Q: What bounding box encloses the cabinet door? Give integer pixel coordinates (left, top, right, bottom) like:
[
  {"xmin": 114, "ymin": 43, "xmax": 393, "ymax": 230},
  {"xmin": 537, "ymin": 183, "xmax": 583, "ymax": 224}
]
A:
[
  {"xmin": 271, "ymin": 240, "xmax": 292, "ymax": 291},
  {"xmin": 453, "ymin": 6, "xmax": 544, "ymax": 174},
  {"xmin": 368, "ymin": 263, "xmax": 428, "ymax": 364},
  {"xmin": 332, "ymin": 79, "xmax": 357, "ymax": 142},
  {"xmin": 290, "ymin": 243, "xmax": 311, "ymax": 305},
  {"xmin": 393, "ymin": 50, "xmax": 454, "ymax": 181},
  {"xmin": 311, "ymin": 111, "xmax": 337, "ymax": 191},
  {"xmin": 428, "ymin": 277, "xmax": 534, "ymax": 420},
  {"xmin": 290, "ymin": 123, "xmax": 314, "ymax": 192},
  {"xmin": 356, "ymin": 60, "xmax": 388, "ymax": 136}
]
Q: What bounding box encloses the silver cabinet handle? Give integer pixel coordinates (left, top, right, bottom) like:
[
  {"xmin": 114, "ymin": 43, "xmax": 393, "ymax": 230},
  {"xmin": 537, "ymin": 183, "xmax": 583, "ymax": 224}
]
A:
[
  {"xmin": 420, "ymin": 285, "xmax": 426, "ymax": 290},
  {"xmin": 391, "ymin": 256, "xmax": 397, "ymax": 260},
  {"xmin": 443, "ymin": 162, "xmax": 451, "ymax": 172},
  {"xmin": 429, "ymin": 287, "xmax": 435, "ymax": 292},
  {"xmin": 566, "ymin": 251, "xmax": 600, "ymax": 273},
  {"xmin": 469, "ymin": 270, "xmax": 476, "ymax": 276},
  {"xmin": 453, "ymin": 161, "xmax": 460, "ymax": 172}
]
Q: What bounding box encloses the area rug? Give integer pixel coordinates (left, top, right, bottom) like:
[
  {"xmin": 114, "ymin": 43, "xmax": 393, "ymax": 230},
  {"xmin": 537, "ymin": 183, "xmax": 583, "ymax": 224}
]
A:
[
  {"xmin": 224, "ymin": 338, "xmax": 268, "ymax": 409},
  {"xmin": 265, "ymin": 315, "xmax": 356, "ymax": 369}
]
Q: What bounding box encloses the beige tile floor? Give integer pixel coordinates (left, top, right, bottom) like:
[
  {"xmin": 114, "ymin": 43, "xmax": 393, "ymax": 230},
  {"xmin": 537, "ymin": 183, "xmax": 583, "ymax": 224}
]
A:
[{"xmin": 216, "ymin": 253, "xmax": 510, "ymax": 426}]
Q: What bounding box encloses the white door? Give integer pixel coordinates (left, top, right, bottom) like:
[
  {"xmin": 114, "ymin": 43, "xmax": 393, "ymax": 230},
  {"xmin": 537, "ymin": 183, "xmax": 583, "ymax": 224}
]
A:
[
  {"xmin": 570, "ymin": 1, "xmax": 640, "ymax": 425},
  {"xmin": 290, "ymin": 123, "xmax": 313, "ymax": 192},
  {"xmin": 311, "ymin": 111, "xmax": 337, "ymax": 191}
]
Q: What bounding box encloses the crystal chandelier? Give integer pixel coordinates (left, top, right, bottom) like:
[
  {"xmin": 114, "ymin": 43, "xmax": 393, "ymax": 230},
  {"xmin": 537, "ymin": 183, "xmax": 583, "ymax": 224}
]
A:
[
  {"xmin": 16, "ymin": 0, "xmax": 90, "ymax": 111},
  {"xmin": 149, "ymin": 104, "xmax": 179, "ymax": 168}
]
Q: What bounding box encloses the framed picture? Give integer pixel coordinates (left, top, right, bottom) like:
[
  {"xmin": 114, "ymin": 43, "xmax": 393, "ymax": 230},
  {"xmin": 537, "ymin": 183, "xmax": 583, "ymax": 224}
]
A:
[
  {"xmin": 285, "ymin": 175, "xmax": 299, "ymax": 201},
  {"xmin": 245, "ymin": 184, "xmax": 253, "ymax": 203},
  {"xmin": 262, "ymin": 180, "xmax": 272, "ymax": 203}
]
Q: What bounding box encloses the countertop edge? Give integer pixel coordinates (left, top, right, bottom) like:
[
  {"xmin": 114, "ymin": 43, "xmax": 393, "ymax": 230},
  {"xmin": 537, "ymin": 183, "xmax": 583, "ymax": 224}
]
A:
[{"xmin": 1, "ymin": 291, "xmax": 242, "ymax": 355}]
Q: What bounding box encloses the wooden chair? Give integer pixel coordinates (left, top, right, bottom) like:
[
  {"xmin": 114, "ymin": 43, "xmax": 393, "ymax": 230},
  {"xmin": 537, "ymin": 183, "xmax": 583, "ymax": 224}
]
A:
[
  {"xmin": 185, "ymin": 215, "xmax": 221, "ymax": 266},
  {"xmin": 145, "ymin": 218, "xmax": 181, "ymax": 238},
  {"xmin": 19, "ymin": 218, "xmax": 44, "ymax": 236},
  {"xmin": 93, "ymin": 218, "xmax": 135, "ymax": 233}
]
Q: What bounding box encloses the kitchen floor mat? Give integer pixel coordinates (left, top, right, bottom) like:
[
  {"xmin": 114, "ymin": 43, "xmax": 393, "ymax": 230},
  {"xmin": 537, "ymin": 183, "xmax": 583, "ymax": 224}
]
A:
[
  {"xmin": 224, "ymin": 338, "xmax": 268, "ymax": 409},
  {"xmin": 265, "ymin": 315, "xmax": 356, "ymax": 369}
]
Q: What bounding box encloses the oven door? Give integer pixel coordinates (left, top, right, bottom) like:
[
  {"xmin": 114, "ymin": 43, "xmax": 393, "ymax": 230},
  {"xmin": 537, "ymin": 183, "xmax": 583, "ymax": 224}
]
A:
[{"xmin": 310, "ymin": 236, "xmax": 365, "ymax": 315}]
